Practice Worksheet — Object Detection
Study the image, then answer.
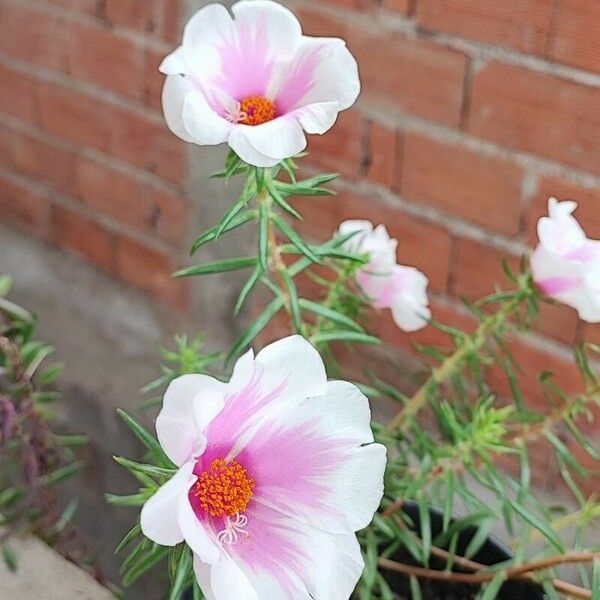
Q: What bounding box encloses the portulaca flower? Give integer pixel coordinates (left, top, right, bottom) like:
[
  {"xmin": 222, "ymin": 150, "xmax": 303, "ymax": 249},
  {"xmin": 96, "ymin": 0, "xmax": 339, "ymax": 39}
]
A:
[
  {"xmin": 140, "ymin": 335, "xmax": 386, "ymax": 599},
  {"xmin": 531, "ymin": 198, "xmax": 600, "ymax": 322},
  {"xmin": 160, "ymin": 0, "xmax": 360, "ymax": 167},
  {"xmin": 339, "ymin": 220, "xmax": 431, "ymax": 332}
]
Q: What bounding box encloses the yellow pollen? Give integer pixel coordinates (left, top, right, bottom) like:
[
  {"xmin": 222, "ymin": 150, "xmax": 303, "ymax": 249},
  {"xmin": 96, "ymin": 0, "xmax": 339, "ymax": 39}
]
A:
[
  {"xmin": 194, "ymin": 458, "xmax": 255, "ymax": 518},
  {"xmin": 239, "ymin": 95, "xmax": 277, "ymax": 126}
]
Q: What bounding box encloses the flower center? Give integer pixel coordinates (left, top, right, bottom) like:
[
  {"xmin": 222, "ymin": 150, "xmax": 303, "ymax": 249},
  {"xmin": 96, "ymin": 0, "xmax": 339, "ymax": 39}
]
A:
[
  {"xmin": 238, "ymin": 95, "xmax": 277, "ymax": 126},
  {"xmin": 194, "ymin": 458, "xmax": 255, "ymax": 518}
]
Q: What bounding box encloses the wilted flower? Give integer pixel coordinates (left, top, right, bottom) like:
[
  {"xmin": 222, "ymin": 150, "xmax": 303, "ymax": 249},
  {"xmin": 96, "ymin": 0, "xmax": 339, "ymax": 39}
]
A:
[
  {"xmin": 531, "ymin": 197, "xmax": 600, "ymax": 322},
  {"xmin": 160, "ymin": 0, "xmax": 360, "ymax": 167},
  {"xmin": 339, "ymin": 220, "xmax": 431, "ymax": 332},
  {"xmin": 140, "ymin": 335, "xmax": 386, "ymax": 599}
]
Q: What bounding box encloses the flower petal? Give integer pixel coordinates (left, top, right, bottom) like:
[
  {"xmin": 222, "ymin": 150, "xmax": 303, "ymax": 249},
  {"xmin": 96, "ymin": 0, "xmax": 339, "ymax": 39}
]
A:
[
  {"xmin": 292, "ymin": 101, "xmax": 340, "ymax": 134},
  {"xmin": 254, "ymin": 335, "xmax": 327, "ymax": 403},
  {"xmin": 193, "ymin": 556, "xmax": 217, "ymax": 600},
  {"xmin": 159, "ymin": 46, "xmax": 187, "ymax": 76},
  {"xmin": 181, "ymin": 4, "xmax": 234, "ymax": 83},
  {"xmin": 234, "ymin": 117, "xmax": 307, "ymax": 161},
  {"xmin": 162, "ymin": 75, "xmax": 196, "ymax": 143},
  {"xmin": 182, "ymin": 91, "xmax": 233, "ymax": 146},
  {"xmin": 203, "ymin": 336, "xmax": 327, "ymax": 456},
  {"xmin": 276, "ymin": 37, "xmax": 360, "ymax": 114},
  {"xmin": 226, "ymin": 502, "xmax": 364, "ymax": 599},
  {"xmin": 232, "ymin": 0, "xmax": 302, "ymax": 63},
  {"xmin": 210, "ymin": 552, "xmax": 260, "ymax": 600},
  {"xmin": 228, "ymin": 128, "xmax": 280, "ymax": 167},
  {"xmin": 178, "ymin": 495, "xmax": 220, "ymax": 564},
  {"xmin": 235, "ymin": 380, "xmax": 386, "ymax": 534},
  {"xmin": 140, "ymin": 462, "xmax": 195, "ymax": 546},
  {"xmin": 157, "ymin": 374, "xmax": 226, "ymax": 466}
]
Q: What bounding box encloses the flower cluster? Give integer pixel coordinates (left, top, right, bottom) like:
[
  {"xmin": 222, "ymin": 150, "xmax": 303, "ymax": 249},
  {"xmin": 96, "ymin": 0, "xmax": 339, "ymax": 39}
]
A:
[
  {"xmin": 340, "ymin": 220, "xmax": 431, "ymax": 332},
  {"xmin": 532, "ymin": 198, "xmax": 600, "ymax": 322}
]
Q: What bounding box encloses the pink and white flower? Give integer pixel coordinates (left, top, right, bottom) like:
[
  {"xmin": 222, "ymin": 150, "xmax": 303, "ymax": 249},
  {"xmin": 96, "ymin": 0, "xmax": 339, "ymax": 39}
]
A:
[
  {"xmin": 140, "ymin": 335, "xmax": 386, "ymax": 599},
  {"xmin": 531, "ymin": 197, "xmax": 600, "ymax": 322},
  {"xmin": 339, "ymin": 220, "xmax": 431, "ymax": 332},
  {"xmin": 160, "ymin": 0, "xmax": 360, "ymax": 167}
]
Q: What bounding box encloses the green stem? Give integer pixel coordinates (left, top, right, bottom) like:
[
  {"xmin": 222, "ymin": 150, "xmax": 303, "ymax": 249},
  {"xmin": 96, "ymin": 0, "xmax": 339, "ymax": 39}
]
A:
[{"xmin": 385, "ymin": 286, "xmax": 532, "ymax": 434}]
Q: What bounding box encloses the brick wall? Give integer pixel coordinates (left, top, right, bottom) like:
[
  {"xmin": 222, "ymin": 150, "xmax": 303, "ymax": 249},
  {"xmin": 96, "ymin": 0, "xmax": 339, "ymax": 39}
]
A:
[
  {"xmin": 1, "ymin": 1, "xmax": 599, "ymax": 491},
  {"xmin": 0, "ymin": 0, "xmax": 187, "ymax": 308}
]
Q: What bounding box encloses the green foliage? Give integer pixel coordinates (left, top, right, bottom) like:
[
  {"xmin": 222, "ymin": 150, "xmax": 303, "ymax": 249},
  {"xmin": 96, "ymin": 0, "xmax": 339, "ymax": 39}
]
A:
[
  {"xmin": 113, "ymin": 152, "xmax": 600, "ymax": 600},
  {"xmin": 0, "ymin": 275, "xmax": 89, "ymax": 572}
]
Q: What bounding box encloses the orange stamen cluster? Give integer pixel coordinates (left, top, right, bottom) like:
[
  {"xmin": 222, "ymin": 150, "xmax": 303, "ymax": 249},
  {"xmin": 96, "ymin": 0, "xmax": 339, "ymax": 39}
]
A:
[
  {"xmin": 194, "ymin": 458, "xmax": 255, "ymax": 518},
  {"xmin": 239, "ymin": 95, "xmax": 277, "ymax": 126}
]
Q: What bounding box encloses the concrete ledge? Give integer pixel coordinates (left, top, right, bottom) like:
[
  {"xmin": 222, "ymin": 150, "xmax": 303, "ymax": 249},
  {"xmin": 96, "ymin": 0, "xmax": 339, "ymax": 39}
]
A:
[{"xmin": 0, "ymin": 535, "xmax": 114, "ymax": 599}]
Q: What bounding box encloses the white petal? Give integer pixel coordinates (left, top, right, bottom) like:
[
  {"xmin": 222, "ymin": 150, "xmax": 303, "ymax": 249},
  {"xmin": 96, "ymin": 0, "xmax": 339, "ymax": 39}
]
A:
[
  {"xmin": 193, "ymin": 556, "xmax": 217, "ymax": 600},
  {"xmin": 140, "ymin": 462, "xmax": 195, "ymax": 546},
  {"xmin": 157, "ymin": 374, "xmax": 226, "ymax": 466},
  {"xmin": 276, "ymin": 37, "xmax": 360, "ymax": 113},
  {"xmin": 302, "ymin": 529, "xmax": 365, "ymax": 600},
  {"xmin": 228, "ymin": 348, "xmax": 255, "ymax": 394},
  {"xmin": 240, "ymin": 380, "xmax": 385, "ymax": 534},
  {"xmin": 235, "ymin": 117, "xmax": 307, "ymax": 162},
  {"xmin": 254, "ymin": 335, "xmax": 327, "ymax": 403},
  {"xmin": 178, "ymin": 496, "xmax": 220, "ymax": 564},
  {"xmin": 293, "ymin": 101, "xmax": 340, "ymax": 134},
  {"xmin": 182, "ymin": 91, "xmax": 233, "ymax": 146},
  {"xmin": 231, "ymin": 0, "xmax": 302, "ymax": 63},
  {"xmin": 182, "ymin": 4, "xmax": 234, "ymax": 82},
  {"xmin": 162, "ymin": 75, "xmax": 196, "ymax": 143},
  {"xmin": 210, "ymin": 552, "xmax": 260, "ymax": 600},
  {"xmin": 391, "ymin": 294, "xmax": 431, "ymax": 332},
  {"xmin": 228, "ymin": 128, "xmax": 280, "ymax": 167},
  {"xmin": 159, "ymin": 46, "xmax": 187, "ymax": 75}
]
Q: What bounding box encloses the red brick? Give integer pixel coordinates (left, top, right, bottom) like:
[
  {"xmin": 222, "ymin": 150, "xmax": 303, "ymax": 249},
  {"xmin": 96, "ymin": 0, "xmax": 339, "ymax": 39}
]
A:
[
  {"xmin": 299, "ymin": 7, "xmax": 467, "ymax": 126},
  {"xmin": 564, "ymin": 438, "xmax": 600, "ymax": 498},
  {"xmin": 115, "ymin": 236, "xmax": 187, "ymax": 308},
  {"xmin": 294, "ymin": 191, "xmax": 452, "ymax": 292},
  {"xmin": 383, "ymin": 0, "xmax": 413, "ymax": 14},
  {"xmin": 0, "ymin": 65, "xmax": 39, "ymax": 123},
  {"xmin": 104, "ymin": 0, "xmax": 156, "ymax": 32},
  {"xmin": 110, "ymin": 109, "xmax": 187, "ymax": 183},
  {"xmin": 582, "ymin": 321, "xmax": 600, "ymax": 346},
  {"xmin": 325, "ymin": 0, "xmax": 373, "ymax": 9},
  {"xmin": 0, "ymin": 177, "xmax": 49, "ymax": 234},
  {"xmin": 526, "ymin": 177, "xmax": 600, "ymax": 244},
  {"xmin": 12, "ymin": 133, "xmax": 77, "ymax": 195},
  {"xmin": 161, "ymin": 0, "xmax": 182, "ymax": 43},
  {"xmin": 76, "ymin": 158, "xmax": 154, "ymax": 232},
  {"xmin": 468, "ymin": 63, "xmax": 600, "ymax": 174},
  {"xmin": 366, "ymin": 121, "xmax": 399, "ymax": 189},
  {"xmin": 0, "ymin": 1, "xmax": 68, "ymax": 71},
  {"xmin": 306, "ymin": 109, "xmax": 365, "ymax": 179},
  {"xmin": 38, "ymin": 83, "xmax": 112, "ymax": 151},
  {"xmin": 548, "ymin": 0, "xmax": 600, "ymax": 73},
  {"xmin": 144, "ymin": 48, "xmax": 165, "ymax": 111},
  {"xmin": 46, "ymin": 0, "xmax": 98, "ymax": 15},
  {"xmin": 401, "ymin": 133, "xmax": 524, "ymax": 234},
  {"xmin": 151, "ymin": 189, "xmax": 187, "ymax": 247},
  {"xmin": 67, "ymin": 23, "xmax": 145, "ymax": 99},
  {"xmin": 535, "ymin": 301, "xmax": 579, "ymax": 346},
  {"xmin": 416, "ymin": 0, "xmax": 554, "ymax": 55},
  {"xmin": 376, "ymin": 297, "xmax": 477, "ymax": 353},
  {"xmin": 453, "ymin": 238, "xmax": 519, "ymax": 299},
  {"xmin": 487, "ymin": 335, "xmax": 584, "ymax": 413},
  {"xmin": 0, "ymin": 128, "xmax": 14, "ymax": 166},
  {"xmin": 51, "ymin": 205, "xmax": 116, "ymax": 273}
]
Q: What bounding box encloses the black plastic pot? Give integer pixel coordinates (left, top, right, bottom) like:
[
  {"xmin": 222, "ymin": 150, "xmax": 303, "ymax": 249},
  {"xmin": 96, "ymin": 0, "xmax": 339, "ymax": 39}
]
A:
[{"xmin": 383, "ymin": 501, "xmax": 546, "ymax": 600}]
